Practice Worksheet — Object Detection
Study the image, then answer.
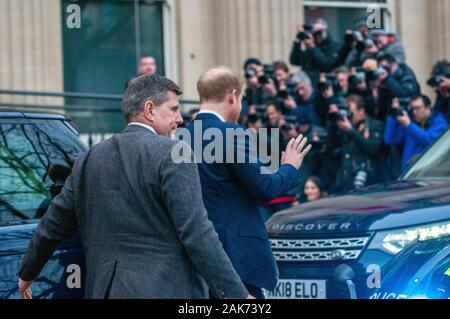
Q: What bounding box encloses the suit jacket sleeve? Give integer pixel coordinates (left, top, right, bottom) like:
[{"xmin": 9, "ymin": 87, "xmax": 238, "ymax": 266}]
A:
[
  {"xmin": 18, "ymin": 157, "xmax": 81, "ymax": 281},
  {"xmin": 159, "ymin": 141, "xmax": 248, "ymax": 299},
  {"xmin": 226, "ymin": 128, "xmax": 302, "ymax": 203}
]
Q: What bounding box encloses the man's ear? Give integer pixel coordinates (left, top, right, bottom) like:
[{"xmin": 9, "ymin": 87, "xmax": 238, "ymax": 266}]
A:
[
  {"xmin": 228, "ymin": 89, "xmax": 238, "ymax": 104},
  {"xmin": 143, "ymin": 100, "xmax": 156, "ymax": 120}
]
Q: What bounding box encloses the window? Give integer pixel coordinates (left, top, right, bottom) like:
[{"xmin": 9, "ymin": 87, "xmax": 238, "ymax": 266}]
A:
[
  {"xmin": 304, "ymin": 0, "xmax": 393, "ymax": 41},
  {"xmin": 0, "ymin": 120, "xmax": 87, "ymax": 225},
  {"xmin": 61, "ymin": 0, "xmax": 165, "ymax": 134}
]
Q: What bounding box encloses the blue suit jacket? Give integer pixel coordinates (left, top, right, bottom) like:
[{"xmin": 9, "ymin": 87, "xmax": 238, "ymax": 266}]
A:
[{"xmin": 186, "ymin": 113, "xmax": 301, "ymax": 290}]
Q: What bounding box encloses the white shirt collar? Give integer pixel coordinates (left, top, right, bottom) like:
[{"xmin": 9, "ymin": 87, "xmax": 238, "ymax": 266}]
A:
[
  {"xmin": 128, "ymin": 122, "xmax": 157, "ymax": 135},
  {"xmin": 197, "ymin": 110, "xmax": 226, "ymax": 122}
]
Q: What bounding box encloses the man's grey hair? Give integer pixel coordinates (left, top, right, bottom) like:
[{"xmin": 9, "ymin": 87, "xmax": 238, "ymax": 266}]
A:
[
  {"xmin": 122, "ymin": 74, "xmax": 182, "ymax": 121},
  {"xmin": 292, "ymin": 71, "xmax": 312, "ymax": 87}
]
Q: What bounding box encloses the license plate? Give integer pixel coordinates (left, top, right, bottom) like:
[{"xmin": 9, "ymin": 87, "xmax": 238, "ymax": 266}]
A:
[{"xmin": 264, "ymin": 279, "xmax": 326, "ymax": 299}]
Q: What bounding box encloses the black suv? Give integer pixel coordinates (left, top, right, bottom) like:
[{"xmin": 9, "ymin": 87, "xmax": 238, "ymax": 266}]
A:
[
  {"xmin": 265, "ymin": 128, "xmax": 450, "ymax": 299},
  {"xmin": 0, "ymin": 110, "xmax": 87, "ymax": 299}
]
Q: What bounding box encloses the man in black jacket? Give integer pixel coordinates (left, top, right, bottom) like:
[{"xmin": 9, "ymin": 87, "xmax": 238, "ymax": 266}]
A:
[
  {"xmin": 375, "ymin": 53, "xmax": 421, "ymax": 122},
  {"xmin": 327, "ymin": 94, "xmax": 384, "ymax": 193},
  {"xmin": 290, "ymin": 19, "xmax": 340, "ymax": 86}
]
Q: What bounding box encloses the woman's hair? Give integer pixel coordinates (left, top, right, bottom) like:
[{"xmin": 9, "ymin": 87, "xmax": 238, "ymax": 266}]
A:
[{"xmin": 303, "ymin": 176, "xmax": 327, "ymax": 200}]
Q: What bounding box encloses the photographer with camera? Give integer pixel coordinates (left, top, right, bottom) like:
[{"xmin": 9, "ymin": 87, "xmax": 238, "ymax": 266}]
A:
[
  {"xmin": 375, "ymin": 53, "xmax": 421, "ymax": 122},
  {"xmin": 290, "ymin": 19, "xmax": 340, "ymax": 86},
  {"xmin": 243, "ymin": 58, "xmax": 278, "ymax": 107},
  {"xmin": 371, "ymin": 29, "xmax": 406, "ymax": 64},
  {"xmin": 347, "ymin": 64, "xmax": 378, "ymax": 118},
  {"xmin": 428, "ymin": 60, "xmax": 450, "ymax": 124},
  {"xmin": 326, "ymin": 94, "xmax": 384, "ymax": 193},
  {"xmin": 280, "ymin": 71, "xmax": 322, "ymax": 126},
  {"xmin": 384, "ymin": 95, "xmax": 448, "ymax": 172}
]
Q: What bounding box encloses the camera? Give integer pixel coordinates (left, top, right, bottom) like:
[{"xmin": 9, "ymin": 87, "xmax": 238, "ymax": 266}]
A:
[
  {"xmin": 392, "ymin": 97, "xmax": 412, "ymax": 117},
  {"xmin": 329, "ymin": 101, "xmax": 352, "ymax": 123},
  {"xmin": 317, "ymin": 73, "xmax": 337, "ymax": 93},
  {"xmin": 348, "ymin": 69, "xmax": 367, "ymax": 89},
  {"xmin": 278, "ymin": 89, "xmax": 289, "ymax": 99},
  {"xmin": 427, "ymin": 74, "xmax": 449, "ymax": 87},
  {"xmin": 353, "ymin": 163, "xmax": 369, "ymax": 190},
  {"xmin": 255, "ymin": 104, "xmax": 267, "ymax": 118},
  {"xmin": 307, "ymin": 126, "xmax": 328, "ymax": 150},
  {"xmin": 245, "ymin": 67, "xmax": 257, "ymax": 80},
  {"xmin": 281, "ymin": 116, "xmax": 298, "ymax": 133},
  {"xmin": 365, "ymin": 66, "xmax": 387, "ymax": 81},
  {"xmin": 345, "ymin": 30, "xmax": 364, "ymax": 44},
  {"xmin": 297, "ymin": 24, "xmax": 313, "ymax": 41},
  {"xmin": 258, "ymin": 64, "xmax": 275, "ymax": 85}
]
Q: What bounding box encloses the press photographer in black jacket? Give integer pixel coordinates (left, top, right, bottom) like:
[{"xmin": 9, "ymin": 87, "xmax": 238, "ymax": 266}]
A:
[{"xmin": 290, "ymin": 19, "xmax": 341, "ymax": 86}]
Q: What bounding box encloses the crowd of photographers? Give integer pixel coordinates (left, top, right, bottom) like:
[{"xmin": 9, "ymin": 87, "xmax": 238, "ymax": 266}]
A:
[{"xmin": 235, "ymin": 18, "xmax": 449, "ymax": 210}]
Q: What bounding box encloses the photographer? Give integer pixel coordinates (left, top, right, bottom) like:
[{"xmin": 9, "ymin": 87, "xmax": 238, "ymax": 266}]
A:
[
  {"xmin": 375, "ymin": 53, "xmax": 421, "ymax": 122},
  {"xmin": 384, "ymin": 95, "xmax": 448, "ymax": 172},
  {"xmin": 290, "ymin": 19, "xmax": 340, "ymax": 86},
  {"xmin": 265, "ymin": 102, "xmax": 286, "ymax": 160},
  {"xmin": 347, "ymin": 65, "xmax": 377, "ymax": 117},
  {"xmin": 335, "ymin": 66, "xmax": 350, "ymax": 96},
  {"xmin": 345, "ymin": 37, "xmax": 380, "ymax": 68},
  {"xmin": 281, "ymin": 71, "xmax": 321, "ymax": 125},
  {"xmin": 327, "ymin": 94, "xmax": 384, "ymax": 193},
  {"xmin": 371, "ymin": 29, "xmax": 406, "ymax": 64},
  {"xmin": 314, "ymin": 72, "xmax": 340, "ymax": 126},
  {"xmin": 243, "ymin": 58, "xmax": 277, "ymax": 107},
  {"xmin": 428, "ymin": 60, "xmax": 450, "ymax": 123}
]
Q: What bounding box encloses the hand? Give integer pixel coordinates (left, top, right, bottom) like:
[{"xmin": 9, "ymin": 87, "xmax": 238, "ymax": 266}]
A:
[
  {"xmin": 391, "ymin": 98, "xmax": 400, "ymax": 109},
  {"xmin": 278, "ymin": 81, "xmax": 287, "ymax": 92},
  {"xmin": 441, "ymin": 77, "xmax": 450, "ymax": 88},
  {"xmin": 304, "ymin": 33, "xmax": 315, "ymax": 48},
  {"xmin": 263, "ymin": 79, "xmax": 277, "ymax": 97},
  {"xmin": 246, "ymin": 294, "xmax": 256, "ymax": 299},
  {"xmin": 281, "ymin": 135, "xmax": 312, "ymax": 170},
  {"xmin": 379, "ymin": 67, "xmax": 389, "ymax": 81},
  {"xmin": 328, "ymin": 104, "xmax": 339, "ymax": 114},
  {"xmin": 396, "ymin": 111, "xmax": 411, "ymax": 127},
  {"xmin": 337, "ymin": 117, "xmax": 353, "ymax": 132},
  {"xmin": 284, "ymin": 96, "xmax": 297, "ymax": 109},
  {"xmin": 18, "ymin": 278, "xmax": 33, "ymax": 299}
]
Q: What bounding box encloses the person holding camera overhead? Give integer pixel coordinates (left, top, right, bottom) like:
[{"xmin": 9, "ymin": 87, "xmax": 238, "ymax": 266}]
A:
[
  {"xmin": 428, "ymin": 60, "xmax": 450, "ymax": 124},
  {"xmin": 375, "ymin": 53, "xmax": 421, "ymax": 122},
  {"xmin": 290, "ymin": 19, "xmax": 340, "ymax": 86},
  {"xmin": 384, "ymin": 95, "xmax": 448, "ymax": 172},
  {"xmin": 327, "ymin": 94, "xmax": 384, "ymax": 193}
]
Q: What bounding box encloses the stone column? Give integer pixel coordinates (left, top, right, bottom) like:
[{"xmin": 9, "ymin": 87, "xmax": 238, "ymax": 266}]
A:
[{"xmin": 0, "ymin": 0, "xmax": 63, "ymax": 106}]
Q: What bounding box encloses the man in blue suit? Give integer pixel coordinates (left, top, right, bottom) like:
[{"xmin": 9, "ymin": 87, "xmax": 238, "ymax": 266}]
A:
[{"xmin": 185, "ymin": 66, "xmax": 312, "ymax": 298}]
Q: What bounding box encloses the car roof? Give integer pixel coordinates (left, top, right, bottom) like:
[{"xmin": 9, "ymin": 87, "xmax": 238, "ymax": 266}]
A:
[{"xmin": 0, "ymin": 108, "xmax": 68, "ymax": 120}]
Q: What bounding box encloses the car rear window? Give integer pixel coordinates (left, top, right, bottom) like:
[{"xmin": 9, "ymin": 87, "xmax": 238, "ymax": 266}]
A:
[{"xmin": 0, "ymin": 119, "xmax": 87, "ymax": 226}]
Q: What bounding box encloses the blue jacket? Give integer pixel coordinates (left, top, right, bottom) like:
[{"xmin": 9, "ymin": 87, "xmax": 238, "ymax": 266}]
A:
[
  {"xmin": 384, "ymin": 112, "xmax": 448, "ymax": 171},
  {"xmin": 185, "ymin": 113, "xmax": 301, "ymax": 290}
]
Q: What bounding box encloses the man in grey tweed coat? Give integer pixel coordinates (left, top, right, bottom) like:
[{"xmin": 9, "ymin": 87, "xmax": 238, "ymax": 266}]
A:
[{"xmin": 18, "ymin": 74, "xmax": 250, "ymax": 299}]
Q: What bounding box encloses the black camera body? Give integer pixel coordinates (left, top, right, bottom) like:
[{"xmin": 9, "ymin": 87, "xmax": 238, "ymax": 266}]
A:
[
  {"xmin": 393, "ymin": 97, "xmax": 412, "ymax": 117},
  {"xmin": 329, "ymin": 101, "xmax": 352, "ymax": 123},
  {"xmin": 427, "ymin": 74, "xmax": 449, "ymax": 87},
  {"xmin": 365, "ymin": 66, "xmax": 386, "ymax": 81},
  {"xmin": 258, "ymin": 64, "xmax": 275, "ymax": 85},
  {"xmin": 345, "ymin": 30, "xmax": 364, "ymax": 44},
  {"xmin": 348, "ymin": 69, "xmax": 367, "ymax": 89},
  {"xmin": 318, "ymin": 73, "xmax": 337, "ymax": 93},
  {"xmin": 281, "ymin": 115, "xmax": 299, "ymax": 133},
  {"xmin": 245, "ymin": 68, "xmax": 257, "ymax": 80},
  {"xmin": 297, "ymin": 24, "xmax": 313, "ymax": 41}
]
